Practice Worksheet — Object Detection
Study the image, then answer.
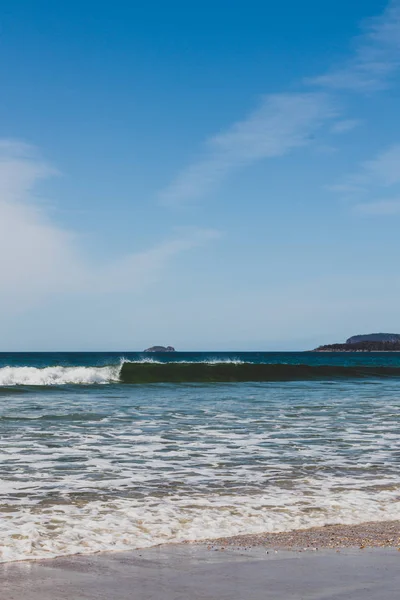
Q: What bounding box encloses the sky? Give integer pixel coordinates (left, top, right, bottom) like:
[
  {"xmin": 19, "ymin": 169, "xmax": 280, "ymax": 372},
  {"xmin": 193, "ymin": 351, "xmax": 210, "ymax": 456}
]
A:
[{"xmin": 1, "ymin": 0, "xmax": 400, "ymax": 350}]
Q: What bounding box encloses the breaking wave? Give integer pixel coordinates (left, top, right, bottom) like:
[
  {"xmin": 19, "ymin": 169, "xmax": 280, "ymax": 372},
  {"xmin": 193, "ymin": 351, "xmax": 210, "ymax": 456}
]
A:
[
  {"xmin": 0, "ymin": 365, "xmax": 120, "ymax": 386},
  {"xmin": 2, "ymin": 361, "xmax": 400, "ymax": 386}
]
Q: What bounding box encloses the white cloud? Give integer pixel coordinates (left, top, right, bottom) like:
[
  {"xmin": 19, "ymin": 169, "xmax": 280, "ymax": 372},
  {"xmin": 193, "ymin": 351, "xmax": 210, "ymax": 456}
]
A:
[
  {"xmin": 355, "ymin": 199, "xmax": 400, "ymax": 215},
  {"xmin": 362, "ymin": 144, "xmax": 400, "ymax": 185},
  {"xmin": 159, "ymin": 93, "xmax": 337, "ymax": 206},
  {"xmin": 327, "ymin": 183, "xmax": 366, "ymax": 194},
  {"xmin": 159, "ymin": 2, "xmax": 400, "ymax": 208},
  {"xmin": 330, "ymin": 119, "xmax": 361, "ymax": 134},
  {"xmin": 308, "ymin": 0, "xmax": 400, "ymax": 92},
  {"xmin": 329, "ymin": 143, "xmax": 400, "ymax": 200},
  {"xmin": 99, "ymin": 227, "xmax": 221, "ymax": 292},
  {"xmin": 0, "ymin": 140, "xmax": 219, "ymax": 310},
  {"xmin": 0, "ymin": 140, "xmax": 55, "ymax": 198},
  {"xmin": 0, "ymin": 141, "xmax": 79, "ymax": 299},
  {"xmin": 309, "ymin": 0, "xmax": 400, "ymax": 91}
]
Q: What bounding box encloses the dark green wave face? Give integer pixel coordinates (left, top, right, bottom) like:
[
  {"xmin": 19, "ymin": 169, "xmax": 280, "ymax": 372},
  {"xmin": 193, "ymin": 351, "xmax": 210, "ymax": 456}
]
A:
[{"xmin": 119, "ymin": 362, "xmax": 400, "ymax": 383}]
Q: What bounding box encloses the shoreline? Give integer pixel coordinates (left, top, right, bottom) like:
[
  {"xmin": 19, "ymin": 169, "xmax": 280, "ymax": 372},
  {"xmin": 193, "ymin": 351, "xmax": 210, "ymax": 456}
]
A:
[
  {"xmin": 2, "ymin": 519, "xmax": 400, "ymax": 567},
  {"xmin": 2, "ymin": 521, "xmax": 400, "ymax": 598},
  {"xmin": 1, "ymin": 536, "xmax": 400, "ymax": 600},
  {"xmin": 196, "ymin": 519, "xmax": 400, "ymax": 551}
]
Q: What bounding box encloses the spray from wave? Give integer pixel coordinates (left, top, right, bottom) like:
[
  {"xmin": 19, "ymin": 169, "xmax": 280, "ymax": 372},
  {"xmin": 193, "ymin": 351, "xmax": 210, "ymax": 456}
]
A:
[{"xmin": 0, "ymin": 365, "xmax": 121, "ymax": 386}]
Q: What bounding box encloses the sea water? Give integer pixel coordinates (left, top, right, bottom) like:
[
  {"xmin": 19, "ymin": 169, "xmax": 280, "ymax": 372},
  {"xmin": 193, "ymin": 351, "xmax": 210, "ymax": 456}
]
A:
[{"xmin": 0, "ymin": 351, "xmax": 399, "ymax": 562}]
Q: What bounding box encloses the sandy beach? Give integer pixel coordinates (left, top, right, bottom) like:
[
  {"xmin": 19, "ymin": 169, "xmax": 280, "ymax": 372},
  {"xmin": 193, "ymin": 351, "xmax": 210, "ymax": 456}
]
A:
[
  {"xmin": 1, "ymin": 521, "xmax": 400, "ymax": 600},
  {"xmin": 199, "ymin": 519, "xmax": 400, "ymax": 550},
  {"xmin": 1, "ymin": 545, "xmax": 399, "ymax": 600}
]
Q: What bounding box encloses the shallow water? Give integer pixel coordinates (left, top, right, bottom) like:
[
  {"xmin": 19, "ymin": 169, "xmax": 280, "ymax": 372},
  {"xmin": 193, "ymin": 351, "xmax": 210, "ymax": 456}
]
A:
[{"xmin": 0, "ymin": 352, "xmax": 399, "ymax": 562}]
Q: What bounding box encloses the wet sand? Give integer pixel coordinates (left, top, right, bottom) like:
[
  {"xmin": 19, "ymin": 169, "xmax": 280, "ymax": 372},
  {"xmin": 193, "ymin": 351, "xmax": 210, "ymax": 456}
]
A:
[{"xmin": 1, "ymin": 522, "xmax": 400, "ymax": 600}]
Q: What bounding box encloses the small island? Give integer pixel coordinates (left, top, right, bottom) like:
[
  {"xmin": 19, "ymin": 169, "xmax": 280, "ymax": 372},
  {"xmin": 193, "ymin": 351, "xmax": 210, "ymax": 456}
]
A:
[
  {"xmin": 314, "ymin": 333, "xmax": 400, "ymax": 352},
  {"xmin": 143, "ymin": 345, "xmax": 176, "ymax": 353}
]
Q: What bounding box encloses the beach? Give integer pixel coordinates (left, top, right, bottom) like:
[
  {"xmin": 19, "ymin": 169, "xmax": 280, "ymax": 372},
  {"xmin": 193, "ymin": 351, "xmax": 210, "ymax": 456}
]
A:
[
  {"xmin": 200, "ymin": 519, "xmax": 400, "ymax": 550},
  {"xmin": 1, "ymin": 537, "xmax": 400, "ymax": 600},
  {"xmin": 2, "ymin": 521, "xmax": 400, "ymax": 598}
]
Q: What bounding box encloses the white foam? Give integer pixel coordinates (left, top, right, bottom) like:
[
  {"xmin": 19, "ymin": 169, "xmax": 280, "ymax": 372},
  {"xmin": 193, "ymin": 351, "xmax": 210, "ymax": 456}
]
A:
[
  {"xmin": 122, "ymin": 358, "xmax": 246, "ymax": 365},
  {"xmin": 0, "ymin": 365, "xmax": 121, "ymax": 386},
  {"xmin": 1, "ymin": 488, "xmax": 399, "ymax": 563}
]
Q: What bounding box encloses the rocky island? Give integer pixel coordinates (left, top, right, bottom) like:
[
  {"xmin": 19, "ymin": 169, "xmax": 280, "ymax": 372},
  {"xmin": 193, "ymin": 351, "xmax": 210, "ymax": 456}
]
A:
[
  {"xmin": 143, "ymin": 345, "xmax": 176, "ymax": 353},
  {"xmin": 315, "ymin": 333, "xmax": 400, "ymax": 352}
]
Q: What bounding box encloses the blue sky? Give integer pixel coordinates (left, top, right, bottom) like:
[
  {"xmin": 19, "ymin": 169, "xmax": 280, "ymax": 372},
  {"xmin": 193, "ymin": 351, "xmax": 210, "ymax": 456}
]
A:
[{"xmin": 1, "ymin": 0, "xmax": 400, "ymax": 350}]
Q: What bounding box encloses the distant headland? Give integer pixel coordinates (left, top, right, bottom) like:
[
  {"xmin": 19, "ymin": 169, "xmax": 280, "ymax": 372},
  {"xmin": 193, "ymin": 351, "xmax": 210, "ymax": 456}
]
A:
[
  {"xmin": 314, "ymin": 333, "xmax": 400, "ymax": 352},
  {"xmin": 143, "ymin": 345, "xmax": 176, "ymax": 353}
]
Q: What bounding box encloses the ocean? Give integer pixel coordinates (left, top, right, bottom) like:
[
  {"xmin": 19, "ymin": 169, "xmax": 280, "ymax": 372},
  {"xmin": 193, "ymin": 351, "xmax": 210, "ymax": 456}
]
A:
[{"xmin": 1, "ymin": 351, "xmax": 400, "ymax": 562}]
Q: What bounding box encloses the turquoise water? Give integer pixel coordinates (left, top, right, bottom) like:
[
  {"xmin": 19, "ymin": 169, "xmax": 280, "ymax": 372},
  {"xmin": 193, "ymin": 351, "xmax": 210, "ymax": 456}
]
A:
[{"xmin": 0, "ymin": 352, "xmax": 400, "ymax": 561}]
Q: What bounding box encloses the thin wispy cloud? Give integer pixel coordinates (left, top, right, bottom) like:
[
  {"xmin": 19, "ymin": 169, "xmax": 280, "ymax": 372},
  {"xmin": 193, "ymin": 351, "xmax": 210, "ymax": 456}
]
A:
[
  {"xmin": 332, "ymin": 144, "xmax": 400, "ymax": 195},
  {"xmin": 160, "ymin": 93, "xmax": 337, "ymax": 206},
  {"xmin": 0, "ymin": 140, "xmax": 219, "ymax": 310},
  {"xmin": 0, "ymin": 139, "xmax": 56, "ymax": 200},
  {"xmin": 363, "ymin": 144, "xmax": 400, "ymax": 186},
  {"xmin": 159, "ymin": 3, "xmax": 398, "ymax": 208},
  {"xmin": 327, "ymin": 183, "xmax": 366, "ymax": 195},
  {"xmin": 101, "ymin": 227, "xmax": 221, "ymax": 292},
  {"xmin": 159, "ymin": 1, "xmax": 400, "ymax": 207},
  {"xmin": 330, "ymin": 144, "xmax": 400, "ymax": 213},
  {"xmin": 330, "ymin": 119, "xmax": 361, "ymax": 134},
  {"xmin": 309, "ymin": 0, "xmax": 400, "ymax": 91},
  {"xmin": 355, "ymin": 198, "xmax": 400, "ymax": 215}
]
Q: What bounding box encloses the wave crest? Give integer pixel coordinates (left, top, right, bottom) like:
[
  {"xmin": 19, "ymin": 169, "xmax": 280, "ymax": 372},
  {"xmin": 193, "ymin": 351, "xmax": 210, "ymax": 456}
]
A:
[
  {"xmin": 0, "ymin": 365, "xmax": 120, "ymax": 386},
  {"xmin": 2, "ymin": 361, "xmax": 400, "ymax": 386}
]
